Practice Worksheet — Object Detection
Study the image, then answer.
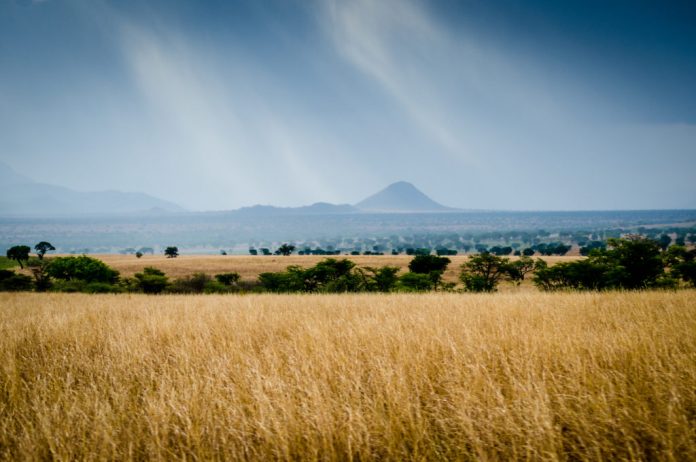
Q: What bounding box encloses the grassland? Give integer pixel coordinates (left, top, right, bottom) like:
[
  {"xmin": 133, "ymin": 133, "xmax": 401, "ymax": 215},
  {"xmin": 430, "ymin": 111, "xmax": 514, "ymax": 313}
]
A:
[
  {"xmin": 92, "ymin": 254, "xmax": 580, "ymax": 287},
  {"xmin": 1, "ymin": 291, "xmax": 695, "ymax": 460}
]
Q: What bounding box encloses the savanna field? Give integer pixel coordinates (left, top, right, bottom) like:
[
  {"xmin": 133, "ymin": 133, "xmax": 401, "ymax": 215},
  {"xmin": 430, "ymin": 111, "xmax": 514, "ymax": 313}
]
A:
[{"xmin": 1, "ymin": 290, "xmax": 695, "ymax": 461}]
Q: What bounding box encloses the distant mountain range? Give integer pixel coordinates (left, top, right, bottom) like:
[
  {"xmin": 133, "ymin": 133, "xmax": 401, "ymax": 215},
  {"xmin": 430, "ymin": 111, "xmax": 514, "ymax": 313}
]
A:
[
  {"xmin": 0, "ymin": 161, "xmax": 185, "ymax": 216},
  {"xmin": 230, "ymin": 181, "xmax": 456, "ymax": 216},
  {"xmin": 0, "ymin": 160, "xmax": 455, "ymax": 216}
]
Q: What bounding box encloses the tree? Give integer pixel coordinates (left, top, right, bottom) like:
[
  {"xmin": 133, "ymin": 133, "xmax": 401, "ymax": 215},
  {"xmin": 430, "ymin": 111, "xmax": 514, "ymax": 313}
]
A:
[
  {"xmin": 46, "ymin": 255, "xmax": 119, "ymax": 284},
  {"xmin": 533, "ymin": 236, "xmax": 665, "ymax": 291},
  {"xmin": 361, "ymin": 266, "xmax": 400, "ymax": 292},
  {"xmin": 606, "ymin": 236, "xmax": 663, "ymax": 289},
  {"xmin": 135, "ymin": 251, "xmax": 143, "ymax": 258},
  {"xmin": 28, "ymin": 258, "xmax": 51, "ymax": 292},
  {"xmin": 658, "ymin": 234, "xmax": 672, "ymax": 251},
  {"xmin": 6, "ymin": 245, "xmax": 31, "ymax": 269},
  {"xmin": 249, "ymin": 248, "xmax": 258, "ymax": 256},
  {"xmin": 277, "ymin": 243, "xmax": 296, "ymax": 256},
  {"xmin": 164, "ymin": 246, "xmax": 179, "ymax": 258},
  {"xmin": 663, "ymin": 245, "xmax": 696, "ymax": 287},
  {"xmin": 134, "ymin": 267, "xmax": 169, "ymax": 294},
  {"xmin": 460, "ymin": 253, "xmax": 511, "ymax": 292},
  {"xmin": 215, "ymin": 272, "xmax": 240, "ymax": 286},
  {"xmin": 34, "ymin": 241, "xmax": 56, "ymax": 260},
  {"xmin": 507, "ymin": 256, "xmax": 537, "ymax": 285},
  {"xmin": 407, "ymin": 254, "xmax": 451, "ymax": 288}
]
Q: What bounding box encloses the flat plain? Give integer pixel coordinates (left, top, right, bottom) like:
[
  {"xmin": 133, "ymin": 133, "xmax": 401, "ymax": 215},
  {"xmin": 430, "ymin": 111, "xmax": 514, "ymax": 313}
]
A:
[
  {"xmin": 1, "ymin": 290, "xmax": 694, "ymax": 460},
  {"xmin": 92, "ymin": 254, "xmax": 581, "ymax": 286}
]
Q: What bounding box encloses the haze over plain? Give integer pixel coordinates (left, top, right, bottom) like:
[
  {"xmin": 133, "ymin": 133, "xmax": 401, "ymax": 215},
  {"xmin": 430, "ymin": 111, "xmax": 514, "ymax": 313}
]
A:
[{"xmin": 1, "ymin": 0, "xmax": 695, "ymax": 211}]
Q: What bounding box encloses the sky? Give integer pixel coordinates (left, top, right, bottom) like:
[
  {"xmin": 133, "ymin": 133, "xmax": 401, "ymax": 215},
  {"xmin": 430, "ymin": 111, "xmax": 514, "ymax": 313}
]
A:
[{"xmin": 1, "ymin": 0, "xmax": 695, "ymax": 211}]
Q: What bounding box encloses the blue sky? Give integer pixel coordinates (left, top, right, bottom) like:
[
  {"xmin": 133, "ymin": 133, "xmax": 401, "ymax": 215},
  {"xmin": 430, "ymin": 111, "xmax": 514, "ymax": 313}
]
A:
[{"xmin": 1, "ymin": 0, "xmax": 695, "ymax": 210}]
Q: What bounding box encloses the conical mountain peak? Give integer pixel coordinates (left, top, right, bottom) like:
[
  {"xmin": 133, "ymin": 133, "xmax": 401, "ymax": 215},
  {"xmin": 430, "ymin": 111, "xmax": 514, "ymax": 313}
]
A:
[{"xmin": 355, "ymin": 182, "xmax": 454, "ymax": 212}]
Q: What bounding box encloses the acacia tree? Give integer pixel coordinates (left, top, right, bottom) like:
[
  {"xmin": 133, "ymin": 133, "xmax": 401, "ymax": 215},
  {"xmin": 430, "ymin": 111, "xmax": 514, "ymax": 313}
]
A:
[
  {"xmin": 34, "ymin": 241, "xmax": 56, "ymax": 260},
  {"xmin": 164, "ymin": 246, "xmax": 179, "ymax": 258},
  {"xmin": 460, "ymin": 253, "xmax": 511, "ymax": 292},
  {"xmin": 6, "ymin": 245, "xmax": 31, "ymax": 269},
  {"xmin": 277, "ymin": 244, "xmax": 296, "ymax": 256}
]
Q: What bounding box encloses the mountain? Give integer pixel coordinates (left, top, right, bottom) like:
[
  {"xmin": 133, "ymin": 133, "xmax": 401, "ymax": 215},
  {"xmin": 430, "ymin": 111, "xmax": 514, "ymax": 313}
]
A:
[
  {"xmin": 355, "ymin": 181, "xmax": 455, "ymax": 212},
  {"xmin": 0, "ymin": 161, "xmax": 185, "ymax": 216}
]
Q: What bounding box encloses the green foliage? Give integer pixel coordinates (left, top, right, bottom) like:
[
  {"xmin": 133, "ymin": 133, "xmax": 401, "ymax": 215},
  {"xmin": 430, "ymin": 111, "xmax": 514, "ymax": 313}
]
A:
[
  {"xmin": 164, "ymin": 246, "xmax": 179, "ymax": 258},
  {"xmin": 27, "ymin": 258, "xmax": 51, "ymax": 292},
  {"xmin": 396, "ymin": 272, "xmax": 436, "ymax": 292},
  {"xmin": 0, "ymin": 256, "xmax": 18, "ymax": 270},
  {"xmin": 215, "ymin": 272, "xmax": 241, "ymax": 286},
  {"xmin": 360, "ymin": 266, "xmax": 400, "ymax": 292},
  {"xmin": 663, "ymin": 245, "xmax": 696, "ymax": 287},
  {"xmin": 534, "ymin": 236, "xmax": 666, "ymax": 291},
  {"xmin": 579, "ymin": 241, "xmax": 606, "ymax": 256},
  {"xmin": 134, "ymin": 267, "xmax": 169, "ymax": 294},
  {"xmin": 277, "ymin": 244, "xmax": 296, "ymax": 256},
  {"xmin": 84, "ymin": 282, "xmax": 122, "ymax": 294},
  {"xmin": 0, "ymin": 269, "xmax": 33, "ymax": 291},
  {"xmin": 6, "ymin": 245, "xmax": 31, "ymax": 269},
  {"xmin": 46, "ymin": 256, "xmax": 119, "ymax": 284},
  {"xmin": 169, "ymin": 273, "xmax": 214, "ymax": 294},
  {"xmin": 135, "ymin": 251, "xmax": 143, "ymax": 258},
  {"xmin": 507, "ymin": 256, "xmax": 537, "ymax": 285},
  {"xmin": 34, "ymin": 241, "xmax": 55, "ymax": 259},
  {"xmin": 407, "ymin": 255, "xmax": 451, "ymax": 287},
  {"xmin": 460, "ymin": 253, "xmax": 511, "ymax": 292},
  {"xmin": 606, "ymin": 236, "xmax": 664, "ymax": 289},
  {"xmin": 258, "ymin": 258, "xmax": 399, "ymax": 293}
]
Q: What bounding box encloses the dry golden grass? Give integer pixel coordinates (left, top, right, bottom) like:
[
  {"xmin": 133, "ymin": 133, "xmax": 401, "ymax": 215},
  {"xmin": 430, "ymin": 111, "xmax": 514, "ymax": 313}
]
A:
[
  {"xmin": 93, "ymin": 254, "xmax": 581, "ymax": 285},
  {"xmin": 1, "ymin": 291, "xmax": 695, "ymax": 460}
]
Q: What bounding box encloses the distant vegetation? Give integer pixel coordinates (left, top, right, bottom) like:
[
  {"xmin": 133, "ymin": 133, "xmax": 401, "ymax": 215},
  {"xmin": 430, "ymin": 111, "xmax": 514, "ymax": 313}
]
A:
[{"xmin": 2, "ymin": 236, "xmax": 695, "ymax": 294}]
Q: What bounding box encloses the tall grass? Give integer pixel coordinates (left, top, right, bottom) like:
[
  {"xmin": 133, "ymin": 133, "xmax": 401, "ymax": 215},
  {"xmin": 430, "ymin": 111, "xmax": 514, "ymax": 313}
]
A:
[{"xmin": 1, "ymin": 291, "xmax": 695, "ymax": 460}]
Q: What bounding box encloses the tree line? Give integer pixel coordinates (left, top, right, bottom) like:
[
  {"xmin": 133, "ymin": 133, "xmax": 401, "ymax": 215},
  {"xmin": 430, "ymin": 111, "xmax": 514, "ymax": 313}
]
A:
[{"xmin": 2, "ymin": 236, "xmax": 694, "ymax": 293}]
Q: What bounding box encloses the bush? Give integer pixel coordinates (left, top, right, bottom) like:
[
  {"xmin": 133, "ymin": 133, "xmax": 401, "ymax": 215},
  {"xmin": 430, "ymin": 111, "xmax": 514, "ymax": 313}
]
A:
[
  {"xmin": 360, "ymin": 266, "xmax": 400, "ymax": 292},
  {"xmin": 47, "ymin": 256, "xmax": 119, "ymax": 284},
  {"xmin": 215, "ymin": 272, "xmax": 241, "ymax": 286},
  {"xmin": 396, "ymin": 272, "xmax": 435, "ymax": 292},
  {"xmin": 134, "ymin": 267, "xmax": 169, "ymax": 294},
  {"xmin": 258, "ymin": 259, "xmax": 399, "ymax": 293},
  {"xmin": 0, "ymin": 269, "xmax": 33, "ymax": 291},
  {"xmin": 51, "ymin": 280, "xmax": 88, "ymax": 293},
  {"xmin": 533, "ymin": 236, "xmax": 666, "ymax": 291},
  {"xmin": 169, "ymin": 273, "xmax": 213, "ymax": 294},
  {"xmin": 84, "ymin": 282, "xmax": 121, "ymax": 294}
]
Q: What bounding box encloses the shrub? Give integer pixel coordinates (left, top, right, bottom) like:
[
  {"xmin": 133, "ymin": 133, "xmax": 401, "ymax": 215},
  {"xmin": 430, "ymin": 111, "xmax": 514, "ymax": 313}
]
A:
[
  {"xmin": 215, "ymin": 272, "xmax": 241, "ymax": 286},
  {"xmin": 169, "ymin": 273, "xmax": 212, "ymax": 294},
  {"xmin": 0, "ymin": 269, "xmax": 33, "ymax": 291},
  {"xmin": 46, "ymin": 256, "xmax": 119, "ymax": 284},
  {"xmin": 134, "ymin": 267, "xmax": 169, "ymax": 294},
  {"xmin": 396, "ymin": 272, "xmax": 435, "ymax": 292}
]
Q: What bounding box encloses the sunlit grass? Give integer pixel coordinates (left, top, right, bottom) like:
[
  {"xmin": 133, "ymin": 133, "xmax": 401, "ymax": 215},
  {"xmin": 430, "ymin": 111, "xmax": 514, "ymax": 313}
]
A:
[{"xmin": 1, "ymin": 291, "xmax": 694, "ymax": 460}]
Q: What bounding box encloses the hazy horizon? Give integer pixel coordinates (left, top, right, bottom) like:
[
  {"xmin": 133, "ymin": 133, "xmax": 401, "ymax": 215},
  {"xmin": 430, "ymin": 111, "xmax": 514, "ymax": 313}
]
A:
[{"xmin": 1, "ymin": 0, "xmax": 695, "ymax": 212}]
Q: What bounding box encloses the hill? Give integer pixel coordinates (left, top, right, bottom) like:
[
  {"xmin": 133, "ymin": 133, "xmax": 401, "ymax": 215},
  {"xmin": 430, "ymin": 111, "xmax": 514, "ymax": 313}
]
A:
[
  {"xmin": 355, "ymin": 181, "xmax": 455, "ymax": 212},
  {"xmin": 0, "ymin": 161, "xmax": 185, "ymax": 216}
]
